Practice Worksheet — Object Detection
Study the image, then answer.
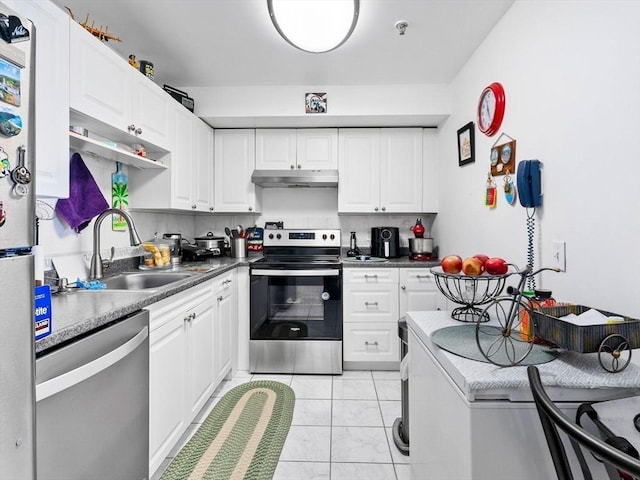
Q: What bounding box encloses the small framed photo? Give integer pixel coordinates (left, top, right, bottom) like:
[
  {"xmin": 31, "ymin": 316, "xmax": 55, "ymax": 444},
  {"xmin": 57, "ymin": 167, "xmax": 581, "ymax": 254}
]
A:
[
  {"xmin": 305, "ymin": 92, "xmax": 327, "ymax": 114},
  {"xmin": 457, "ymin": 121, "xmax": 475, "ymax": 166}
]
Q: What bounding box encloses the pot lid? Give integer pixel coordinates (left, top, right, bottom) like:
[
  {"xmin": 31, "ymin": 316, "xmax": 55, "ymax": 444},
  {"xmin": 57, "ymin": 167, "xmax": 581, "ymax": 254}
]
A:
[{"xmin": 194, "ymin": 232, "xmax": 224, "ymax": 241}]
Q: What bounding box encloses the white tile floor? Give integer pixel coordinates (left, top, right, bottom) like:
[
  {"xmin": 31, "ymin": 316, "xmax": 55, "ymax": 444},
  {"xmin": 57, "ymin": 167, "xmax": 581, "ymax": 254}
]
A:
[{"xmin": 151, "ymin": 370, "xmax": 409, "ymax": 480}]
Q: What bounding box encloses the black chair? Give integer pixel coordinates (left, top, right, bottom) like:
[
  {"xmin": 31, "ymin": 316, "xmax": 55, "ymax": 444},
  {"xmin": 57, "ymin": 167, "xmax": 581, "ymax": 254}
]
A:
[{"xmin": 527, "ymin": 365, "xmax": 640, "ymax": 480}]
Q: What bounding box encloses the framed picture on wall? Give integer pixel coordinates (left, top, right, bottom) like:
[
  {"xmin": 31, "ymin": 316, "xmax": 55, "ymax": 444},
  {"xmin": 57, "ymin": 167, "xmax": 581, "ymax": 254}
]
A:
[{"xmin": 457, "ymin": 121, "xmax": 475, "ymax": 166}]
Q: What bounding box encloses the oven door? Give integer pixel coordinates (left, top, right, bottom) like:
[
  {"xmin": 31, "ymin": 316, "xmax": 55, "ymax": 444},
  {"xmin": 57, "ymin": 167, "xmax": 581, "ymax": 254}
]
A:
[
  {"xmin": 249, "ymin": 267, "xmax": 342, "ymax": 374},
  {"xmin": 250, "ymin": 268, "xmax": 342, "ymax": 340}
]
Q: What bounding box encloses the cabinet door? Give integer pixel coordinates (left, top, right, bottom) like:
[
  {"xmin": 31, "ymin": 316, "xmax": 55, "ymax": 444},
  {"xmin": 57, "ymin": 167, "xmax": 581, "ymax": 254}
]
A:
[
  {"xmin": 399, "ymin": 269, "xmax": 439, "ymax": 317},
  {"xmin": 6, "ymin": 0, "xmax": 70, "ymax": 198},
  {"xmin": 149, "ymin": 316, "xmax": 187, "ymax": 474},
  {"xmin": 193, "ymin": 119, "xmax": 214, "ymax": 212},
  {"xmin": 255, "ymin": 129, "xmax": 296, "ymax": 170},
  {"xmin": 131, "ymin": 74, "xmax": 170, "ymax": 150},
  {"xmin": 380, "ymin": 128, "xmax": 423, "ymax": 213},
  {"xmin": 344, "ymin": 284, "xmax": 399, "ymax": 323},
  {"xmin": 338, "ymin": 129, "xmax": 380, "ymax": 213},
  {"xmin": 296, "ymin": 129, "xmax": 338, "ymax": 169},
  {"xmin": 422, "ymin": 128, "xmax": 439, "ymax": 212},
  {"xmin": 169, "ymin": 105, "xmax": 194, "ymax": 210},
  {"xmin": 343, "ymin": 323, "xmax": 399, "ymax": 363},
  {"xmin": 214, "ymin": 129, "xmax": 260, "ymax": 213},
  {"xmin": 214, "ymin": 272, "xmax": 237, "ymax": 383},
  {"xmin": 69, "ymin": 21, "xmax": 132, "ymax": 131},
  {"xmin": 186, "ymin": 298, "xmax": 215, "ymax": 420}
]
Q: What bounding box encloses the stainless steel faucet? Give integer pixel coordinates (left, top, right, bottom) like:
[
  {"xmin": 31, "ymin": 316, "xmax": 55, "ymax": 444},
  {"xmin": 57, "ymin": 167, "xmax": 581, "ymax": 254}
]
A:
[{"xmin": 89, "ymin": 208, "xmax": 142, "ymax": 280}]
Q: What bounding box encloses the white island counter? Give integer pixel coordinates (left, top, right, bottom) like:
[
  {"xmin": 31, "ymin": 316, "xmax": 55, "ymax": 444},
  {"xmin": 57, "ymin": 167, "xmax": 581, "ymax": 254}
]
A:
[{"xmin": 406, "ymin": 310, "xmax": 640, "ymax": 480}]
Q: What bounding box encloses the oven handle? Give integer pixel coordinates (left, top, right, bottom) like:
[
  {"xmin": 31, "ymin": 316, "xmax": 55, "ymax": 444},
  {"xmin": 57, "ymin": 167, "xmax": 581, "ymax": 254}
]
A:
[{"xmin": 251, "ymin": 269, "xmax": 340, "ymax": 277}]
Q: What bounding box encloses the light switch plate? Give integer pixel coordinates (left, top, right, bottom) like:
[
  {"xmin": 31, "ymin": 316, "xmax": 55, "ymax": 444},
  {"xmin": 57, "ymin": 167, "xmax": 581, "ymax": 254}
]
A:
[{"xmin": 552, "ymin": 241, "xmax": 566, "ymax": 272}]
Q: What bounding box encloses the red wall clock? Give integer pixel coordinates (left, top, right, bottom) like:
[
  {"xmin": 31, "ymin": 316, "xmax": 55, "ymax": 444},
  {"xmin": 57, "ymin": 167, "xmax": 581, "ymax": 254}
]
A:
[{"xmin": 477, "ymin": 82, "xmax": 505, "ymax": 136}]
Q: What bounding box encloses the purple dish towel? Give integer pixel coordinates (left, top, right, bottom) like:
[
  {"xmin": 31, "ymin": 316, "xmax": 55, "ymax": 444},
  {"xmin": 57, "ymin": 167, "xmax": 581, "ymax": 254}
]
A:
[{"xmin": 55, "ymin": 153, "xmax": 109, "ymax": 233}]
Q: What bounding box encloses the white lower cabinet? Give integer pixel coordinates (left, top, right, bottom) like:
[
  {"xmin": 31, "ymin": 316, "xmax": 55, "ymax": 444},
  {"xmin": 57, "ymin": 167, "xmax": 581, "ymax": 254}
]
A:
[
  {"xmin": 213, "ymin": 270, "xmax": 237, "ymax": 384},
  {"xmin": 148, "ymin": 280, "xmax": 215, "ymax": 475},
  {"xmin": 399, "ymin": 268, "xmax": 440, "ymax": 316},
  {"xmin": 343, "ymin": 268, "xmax": 400, "ymax": 369}
]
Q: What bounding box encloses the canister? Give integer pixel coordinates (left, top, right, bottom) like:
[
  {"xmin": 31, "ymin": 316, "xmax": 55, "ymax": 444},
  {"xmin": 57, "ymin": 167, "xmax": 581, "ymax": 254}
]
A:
[{"xmin": 230, "ymin": 237, "xmax": 248, "ymax": 258}]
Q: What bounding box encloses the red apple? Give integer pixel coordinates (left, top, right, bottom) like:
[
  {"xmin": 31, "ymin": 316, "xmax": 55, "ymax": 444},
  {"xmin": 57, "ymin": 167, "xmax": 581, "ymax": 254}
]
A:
[
  {"xmin": 485, "ymin": 257, "xmax": 508, "ymax": 275},
  {"xmin": 441, "ymin": 255, "xmax": 463, "ymax": 274},
  {"xmin": 462, "ymin": 257, "xmax": 483, "ymax": 276},
  {"xmin": 473, "ymin": 254, "xmax": 489, "ymax": 266}
]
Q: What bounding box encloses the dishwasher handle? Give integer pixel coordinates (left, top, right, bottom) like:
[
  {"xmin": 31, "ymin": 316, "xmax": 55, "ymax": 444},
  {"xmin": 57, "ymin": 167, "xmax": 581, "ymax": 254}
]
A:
[{"xmin": 35, "ymin": 327, "xmax": 148, "ymax": 402}]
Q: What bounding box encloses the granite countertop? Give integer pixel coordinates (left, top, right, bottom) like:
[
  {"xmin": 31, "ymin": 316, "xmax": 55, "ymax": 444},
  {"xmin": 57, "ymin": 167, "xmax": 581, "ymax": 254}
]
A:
[
  {"xmin": 341, "ymin": 255, "xmax": 440, "ymax": 268},
  {"xmin": 37, "ymin": 252, "xmax": 438, "ymax": 355},
  {"xmin": 406, "ymin": 310, "xmax": 640, "ymax": 402},
  {"xmin": 35, "ymin": 255, "xmax": 259, "ymax": 355}
]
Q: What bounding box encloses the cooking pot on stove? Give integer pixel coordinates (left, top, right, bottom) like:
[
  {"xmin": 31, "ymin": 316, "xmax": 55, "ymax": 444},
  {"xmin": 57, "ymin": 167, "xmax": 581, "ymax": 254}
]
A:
[{"xmin": 194, "ymin": 232, "xmax": 226, "ymax": 250}]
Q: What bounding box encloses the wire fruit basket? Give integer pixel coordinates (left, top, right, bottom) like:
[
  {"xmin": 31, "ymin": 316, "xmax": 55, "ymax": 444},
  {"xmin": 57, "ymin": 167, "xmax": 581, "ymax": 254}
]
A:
[{"xmin": 430, "ymin": 266, "xmax": 514, "ymax": 322}]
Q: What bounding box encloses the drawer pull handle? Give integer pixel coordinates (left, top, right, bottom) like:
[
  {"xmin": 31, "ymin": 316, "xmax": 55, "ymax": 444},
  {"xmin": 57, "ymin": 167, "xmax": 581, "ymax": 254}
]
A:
[
  {"xmin": 364, "ymin": 301, "xmax": 379, "ymax": 306},
  {"xmin": 401, "ymin": 285, "xmax": 406, "ymax": 290},
  {"xmin": 364, "ymin": 274, "xmax": 378, "ymax": 279},
  {"xmin": 365, "ymin": 341, "xmax": 379, "ymax": 346},
  {"xmin": 217, "ymin": 296, "xmax": 223, "ymax": 302},
  {"xmin": 416, "ymin": 274, "xmax": 432, "ymax": 279}
]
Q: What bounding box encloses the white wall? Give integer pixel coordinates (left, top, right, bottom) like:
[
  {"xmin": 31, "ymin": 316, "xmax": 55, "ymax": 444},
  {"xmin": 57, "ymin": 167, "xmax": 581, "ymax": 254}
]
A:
[
  {"xmin": 194, "ymin": 187, "xmax": 435, "ymax": 251},
  {"xmin": 434, "ymin": 0, "xmax": 640, "ymax": 316}
]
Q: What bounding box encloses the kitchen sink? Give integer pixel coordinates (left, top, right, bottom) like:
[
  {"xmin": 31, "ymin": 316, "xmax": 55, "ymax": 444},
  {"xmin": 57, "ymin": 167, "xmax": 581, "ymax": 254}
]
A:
[{"xmin": 100, "ymin": 272, "xmax": 194, "ymax": 291}]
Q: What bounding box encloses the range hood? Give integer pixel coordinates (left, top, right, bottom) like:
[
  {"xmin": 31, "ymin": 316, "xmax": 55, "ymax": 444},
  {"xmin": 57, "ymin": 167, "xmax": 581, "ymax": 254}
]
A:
[{"xmin": 251, "ymin": 169, "xmax": 338, "ymax": 188}]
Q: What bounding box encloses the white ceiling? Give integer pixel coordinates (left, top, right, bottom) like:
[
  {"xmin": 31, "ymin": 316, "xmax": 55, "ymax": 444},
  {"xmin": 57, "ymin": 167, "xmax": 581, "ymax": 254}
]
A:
[{"xmin": 52, "ymin": 0, "xmax": 513, "ymax": 89}]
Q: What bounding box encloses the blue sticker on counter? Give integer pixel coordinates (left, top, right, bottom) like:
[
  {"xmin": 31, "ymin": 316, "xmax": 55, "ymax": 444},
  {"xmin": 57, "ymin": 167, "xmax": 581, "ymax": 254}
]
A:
[
  {"xmin": 0, "ymin": 105, "xmax": 22, "ymax": 137},
  {"xmin": 34, "ymin": 285, "xmax": 52, "ymax": 340}
]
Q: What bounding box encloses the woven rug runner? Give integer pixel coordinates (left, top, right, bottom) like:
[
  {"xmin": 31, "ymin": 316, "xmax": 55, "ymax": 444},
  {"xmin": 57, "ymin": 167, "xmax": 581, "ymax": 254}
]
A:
[{"xmin": 160, "ymin": 381, "xmax": 295, "ymax": 480}]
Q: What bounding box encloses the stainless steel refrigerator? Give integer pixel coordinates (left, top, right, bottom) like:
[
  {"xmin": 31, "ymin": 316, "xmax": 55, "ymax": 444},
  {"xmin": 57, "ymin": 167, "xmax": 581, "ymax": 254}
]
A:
[{"xmin": 0, "ymin": 5, "xmax": 36, "ymax": 479}]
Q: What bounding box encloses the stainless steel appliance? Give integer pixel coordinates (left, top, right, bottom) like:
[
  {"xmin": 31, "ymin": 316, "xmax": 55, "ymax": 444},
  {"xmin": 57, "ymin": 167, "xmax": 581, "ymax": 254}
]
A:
[
  {"xmin": 0, "ymin": 10, "xmax": 36, "ymax": 479},
  {"xmin": 250, "ymin": 229, "xmax": 342, "ymax": 374},
  {"xmin": 371, "ymin": 226, "xmax": 400, "ymax": 258},
  {"xmin": 35, "ymin": 310, "xmax": 149, "ymax": 480},
  {"xmin": 409, "ymin": 237, "xmax": 435, "ymax": 261}
]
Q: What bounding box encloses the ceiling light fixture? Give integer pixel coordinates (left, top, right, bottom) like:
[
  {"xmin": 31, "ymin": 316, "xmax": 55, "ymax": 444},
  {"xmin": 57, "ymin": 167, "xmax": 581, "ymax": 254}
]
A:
[
  {"xmin": 267, "ymin": 0, "xmax": 360, "ymax": 53},
  {"xmin": 395, "ymin": 21, "xmax": 408, "ymax": 35}
]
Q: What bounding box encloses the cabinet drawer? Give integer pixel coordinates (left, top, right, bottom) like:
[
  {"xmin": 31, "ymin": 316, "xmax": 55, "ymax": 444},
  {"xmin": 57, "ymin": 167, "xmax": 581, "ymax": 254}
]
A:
[
  {"xmin": 399, "ymin": 268, "xmax": 437, "ymax": 289},
  {"xmin": 344, "ymin": 268, "xmax": 399, "ymax": 284},
  {"xmin": 344, "ymin": 284, "xmax": 399, "ymax": 323},
  {"xmin": 343, "ymin": 322, "xmax": 400, "ymax": 363}
]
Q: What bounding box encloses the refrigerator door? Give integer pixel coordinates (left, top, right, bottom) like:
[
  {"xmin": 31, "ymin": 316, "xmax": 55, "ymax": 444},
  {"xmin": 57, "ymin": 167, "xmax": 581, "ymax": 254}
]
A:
[
  {"xmin": 0, "ymin": 254, "xmax": 35, "ymax": 480},
  {"xmin": 0, "ymin": 10, "xmax": 34, "ymax": 250}
]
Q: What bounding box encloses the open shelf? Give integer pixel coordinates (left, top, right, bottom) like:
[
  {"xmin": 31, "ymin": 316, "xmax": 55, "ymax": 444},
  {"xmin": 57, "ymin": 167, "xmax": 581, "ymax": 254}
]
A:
[{"xmin": 69, "ymin": 132, "xmax": 168, "ymax": 169}]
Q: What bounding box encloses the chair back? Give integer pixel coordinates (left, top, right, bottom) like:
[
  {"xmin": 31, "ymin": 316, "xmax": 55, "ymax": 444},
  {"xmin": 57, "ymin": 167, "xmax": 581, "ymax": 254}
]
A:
[{"xmin": 527, "ymin": 365, "xmax": 640, "ymax": 480}]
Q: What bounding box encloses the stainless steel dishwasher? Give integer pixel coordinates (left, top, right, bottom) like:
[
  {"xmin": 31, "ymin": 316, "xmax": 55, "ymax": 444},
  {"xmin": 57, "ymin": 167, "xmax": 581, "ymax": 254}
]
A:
[{"xmin": 35, "ymin": 309, "xmax": 149, "ymax": 480}]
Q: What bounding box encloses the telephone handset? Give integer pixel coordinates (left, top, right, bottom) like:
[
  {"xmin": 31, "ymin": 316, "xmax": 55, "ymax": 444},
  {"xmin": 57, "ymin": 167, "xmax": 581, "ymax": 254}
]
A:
[{"xmin": 517, "ymin": 160, "xmax": 542, "ymax": 207}]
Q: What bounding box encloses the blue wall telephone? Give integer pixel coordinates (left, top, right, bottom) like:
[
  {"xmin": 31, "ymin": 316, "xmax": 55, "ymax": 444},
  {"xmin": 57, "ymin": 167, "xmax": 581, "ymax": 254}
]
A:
[{"xmin": 517, "ymin": 160, "xmax": 542, "ymax": 207}]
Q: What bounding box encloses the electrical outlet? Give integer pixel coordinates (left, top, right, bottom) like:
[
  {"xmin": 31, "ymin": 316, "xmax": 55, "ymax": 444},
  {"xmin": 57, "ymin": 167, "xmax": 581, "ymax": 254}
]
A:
[{"xmin": 552, "ymin": 241, "xmax": 566, "ymax": 272}]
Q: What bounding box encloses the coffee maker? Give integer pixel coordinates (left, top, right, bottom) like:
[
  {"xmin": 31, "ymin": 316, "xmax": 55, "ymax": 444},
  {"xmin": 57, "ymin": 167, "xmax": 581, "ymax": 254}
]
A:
[{"xmin": 371, "ymin": 227, "xmax": 400, "ymax": 258}]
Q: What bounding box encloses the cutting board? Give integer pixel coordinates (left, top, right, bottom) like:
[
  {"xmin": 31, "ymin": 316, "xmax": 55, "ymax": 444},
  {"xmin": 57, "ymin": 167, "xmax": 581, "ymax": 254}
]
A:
[{"xmin": 111, "ymin": 162, "xmax": 128, "ymax": 231}]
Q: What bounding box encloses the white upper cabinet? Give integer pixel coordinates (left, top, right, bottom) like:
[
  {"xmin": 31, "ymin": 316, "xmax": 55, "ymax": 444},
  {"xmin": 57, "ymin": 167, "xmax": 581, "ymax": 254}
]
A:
[
  {"xmin": 339, "ymin": 128, "xmax": 423, "ymax": 213},
  {"xmin": 338, "ymin": 129, "xmax": 381, "ymax": 213},
  {"xmin": 69, "ymin": 21, "xmax": 170, "ymax": 151},
  {"xmin": 380, "ymin": 128, "xmax": 423, "ymax": 212},
  {"xmin": 5, "ymin": 0, "xmax": 70, "ymax": 198},
  {"xmin": 255, "ymin": 129, "xmax": 296, "ymax": 170},
  {"xmin": 214, "ymin": 129, "xmax": 261, "ymax": 213},
  {"xmin": 256, "ymin": 129, "xmax": 337, "ymax": 170},
  {"xmin": 422, "ymin": 128, "xmax": 439, "ymax": 213},
  {"xmin": 129, "ymin": 104, "xmax": 214, "ymax": 212},
  {"xmin": 296, "ymin": 129, "xmax": 338, "ymax": 170}
]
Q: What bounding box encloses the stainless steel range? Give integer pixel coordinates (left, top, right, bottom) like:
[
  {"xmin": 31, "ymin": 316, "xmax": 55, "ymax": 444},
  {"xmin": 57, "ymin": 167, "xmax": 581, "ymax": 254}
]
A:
[{"xmin": 249, "ymin": 229, "xmax": 342, "ymax": 374}]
